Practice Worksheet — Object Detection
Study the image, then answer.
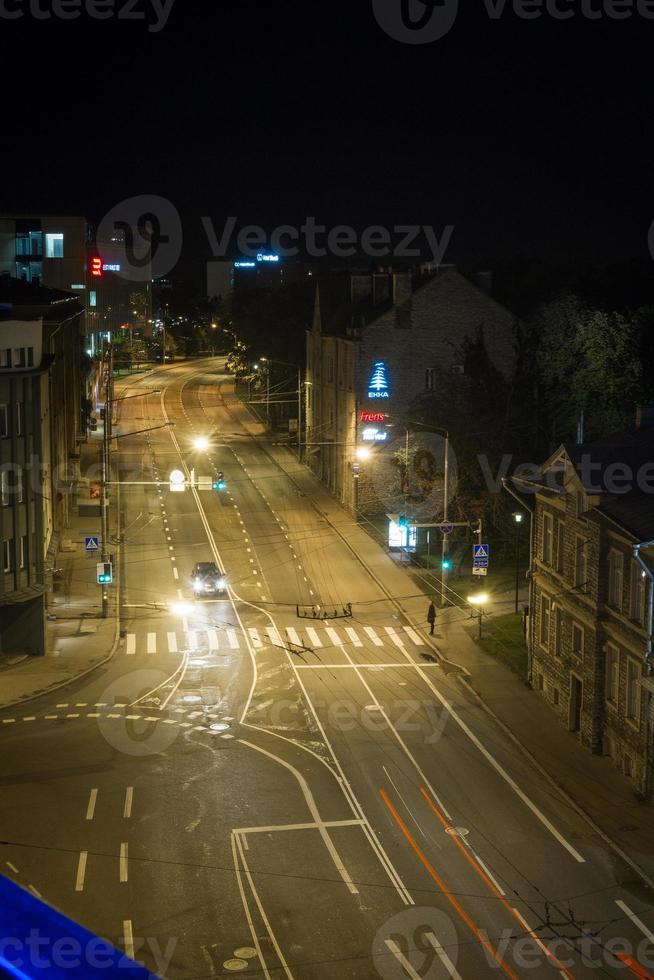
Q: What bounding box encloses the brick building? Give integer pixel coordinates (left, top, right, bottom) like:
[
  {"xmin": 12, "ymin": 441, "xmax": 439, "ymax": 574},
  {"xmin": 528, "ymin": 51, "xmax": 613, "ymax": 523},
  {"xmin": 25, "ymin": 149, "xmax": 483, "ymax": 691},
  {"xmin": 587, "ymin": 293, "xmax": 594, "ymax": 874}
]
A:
[
  {"xmin": 305, "ymin": 267, "xmax": 519, "ymax": 514},
  {"xmin": 514, "ymin": 426, "xmax": 654, "ymax": 796}
]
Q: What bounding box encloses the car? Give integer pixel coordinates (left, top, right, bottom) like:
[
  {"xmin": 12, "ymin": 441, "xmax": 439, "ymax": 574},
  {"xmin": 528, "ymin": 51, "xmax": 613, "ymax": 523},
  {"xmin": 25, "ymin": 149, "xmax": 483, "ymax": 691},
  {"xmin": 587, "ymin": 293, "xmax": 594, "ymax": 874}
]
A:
[{"xmin": 191, "ymin": 561, "xmax": 227, "ymax": 597}]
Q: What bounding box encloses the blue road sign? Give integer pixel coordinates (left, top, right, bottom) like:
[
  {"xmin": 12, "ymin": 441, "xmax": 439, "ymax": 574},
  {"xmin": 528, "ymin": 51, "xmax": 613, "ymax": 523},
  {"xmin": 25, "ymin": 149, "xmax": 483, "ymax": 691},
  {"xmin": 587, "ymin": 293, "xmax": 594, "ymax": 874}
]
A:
[
  {"xmin": 473, "ymin": 544, "xmax": 490, "ymax": 560},
  {"xmin": 85, "ymin": 536, "xmax": 100, "ymax": 552},
  {"xmin": 438, "ymin": 522, "xmax": 454, "ymax": 535}
]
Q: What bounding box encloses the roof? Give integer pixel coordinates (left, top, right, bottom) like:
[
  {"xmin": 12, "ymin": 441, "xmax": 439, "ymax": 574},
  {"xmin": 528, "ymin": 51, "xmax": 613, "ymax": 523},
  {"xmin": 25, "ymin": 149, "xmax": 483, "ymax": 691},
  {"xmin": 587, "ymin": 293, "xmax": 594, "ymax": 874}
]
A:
[{"xmin": 0, "ymin": 276, "xmax": 84, "ymax": 321}]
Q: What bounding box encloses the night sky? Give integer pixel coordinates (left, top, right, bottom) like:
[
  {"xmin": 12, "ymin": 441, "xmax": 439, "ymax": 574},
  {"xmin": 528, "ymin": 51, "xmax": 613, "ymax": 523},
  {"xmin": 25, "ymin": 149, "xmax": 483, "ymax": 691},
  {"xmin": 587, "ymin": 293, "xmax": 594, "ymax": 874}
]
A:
[{"xmin": 3, "ymin": 1, "xmax": 653, "ymax": 280}]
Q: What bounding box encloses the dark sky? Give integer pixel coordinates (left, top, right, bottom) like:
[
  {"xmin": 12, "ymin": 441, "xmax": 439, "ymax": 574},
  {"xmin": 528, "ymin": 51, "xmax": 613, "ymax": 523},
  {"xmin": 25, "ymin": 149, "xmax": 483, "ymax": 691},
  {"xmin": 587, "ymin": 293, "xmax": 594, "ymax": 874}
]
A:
[{"xmin": 3, "ymin": 1, "xmax": 653, "ymax": 278}]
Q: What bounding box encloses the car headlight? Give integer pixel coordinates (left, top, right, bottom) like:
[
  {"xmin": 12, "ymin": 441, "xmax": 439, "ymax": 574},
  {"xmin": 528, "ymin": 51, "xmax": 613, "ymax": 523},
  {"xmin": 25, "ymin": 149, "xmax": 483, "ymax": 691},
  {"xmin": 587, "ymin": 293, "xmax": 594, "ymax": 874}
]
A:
[
  {"xmin": 192, "ymin": 580, "xmax": 202, "ymax": 592},
  {"xmin": 217, "ymin": 578, "xmax": 227, "ymax": 590}
]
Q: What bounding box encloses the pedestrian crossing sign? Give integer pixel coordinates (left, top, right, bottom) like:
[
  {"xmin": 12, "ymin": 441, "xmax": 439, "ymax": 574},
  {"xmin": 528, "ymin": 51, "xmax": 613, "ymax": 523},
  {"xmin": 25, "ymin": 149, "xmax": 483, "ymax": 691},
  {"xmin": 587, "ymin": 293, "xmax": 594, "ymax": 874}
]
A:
[{"xmin": 473, "ymin": 544, "xmax": 489, "ymax": 559}]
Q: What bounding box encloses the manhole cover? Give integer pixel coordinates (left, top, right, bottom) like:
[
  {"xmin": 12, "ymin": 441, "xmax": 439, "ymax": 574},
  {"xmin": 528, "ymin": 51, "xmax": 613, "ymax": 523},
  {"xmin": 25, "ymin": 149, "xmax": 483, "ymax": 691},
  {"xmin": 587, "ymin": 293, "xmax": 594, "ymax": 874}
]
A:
[
  {"xmin": 223, "ymin": 959, "xmax": 247, "ymax": 972},
  {"xmin": 210, "ymin": 722, "xmax": 231, "ymax": 733},
  {"xmin": 181, "ymin": 694, "xmax": 203, "ymax": 704},
  {"xmin": 445, "ymin": 827, "xmax": 470, "ymax": 838},
  {"xmin": 234, "ymin": 948, "xmax": 257, "ymax": 960}
]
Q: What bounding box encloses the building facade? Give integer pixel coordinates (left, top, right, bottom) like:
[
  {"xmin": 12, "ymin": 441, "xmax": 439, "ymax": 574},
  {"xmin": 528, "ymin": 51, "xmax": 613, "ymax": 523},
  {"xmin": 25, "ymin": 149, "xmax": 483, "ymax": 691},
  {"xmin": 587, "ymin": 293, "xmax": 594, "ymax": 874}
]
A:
[
  {"xmin": 521, "ymin": 430, "xmax": 654, "ymax": 796},
  {"xmin": 306, "ymin": 268, "xmax": 518, "ymax": 515},
  {"xmin": 0, "ymin": 280, "xmax": 84, "ymax": 656}
]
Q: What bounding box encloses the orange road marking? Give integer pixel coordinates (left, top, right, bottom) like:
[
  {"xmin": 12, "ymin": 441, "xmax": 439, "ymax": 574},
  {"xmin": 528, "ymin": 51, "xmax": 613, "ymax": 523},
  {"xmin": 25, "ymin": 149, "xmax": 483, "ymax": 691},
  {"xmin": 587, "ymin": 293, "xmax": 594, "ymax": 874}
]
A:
[
  {"xmin": 614, "ymin": 954, "xmax": 654, "ymax": 979},
  {"xmin": 419, "ymin": 786, "xmax": 575, "ymax": 979},
  {"xmin": 380, "ymin": 788, "xmax": 519, "ymax": 980}
]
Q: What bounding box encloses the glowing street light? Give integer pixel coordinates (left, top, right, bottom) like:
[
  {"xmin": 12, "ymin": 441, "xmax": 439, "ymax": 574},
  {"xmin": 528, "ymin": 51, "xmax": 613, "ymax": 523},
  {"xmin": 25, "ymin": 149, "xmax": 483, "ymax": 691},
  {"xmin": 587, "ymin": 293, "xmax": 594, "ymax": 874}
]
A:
[
  {"xmin": 193, "ymin": 436, "xmax": 210, "ymax": 451},
  {"xmin": 356, "ymin": 446, "xmax": 372, "ymax": 461},
  {"xmin": 467, "ymin": 593, "xmax": 488, "ymax": 639}
]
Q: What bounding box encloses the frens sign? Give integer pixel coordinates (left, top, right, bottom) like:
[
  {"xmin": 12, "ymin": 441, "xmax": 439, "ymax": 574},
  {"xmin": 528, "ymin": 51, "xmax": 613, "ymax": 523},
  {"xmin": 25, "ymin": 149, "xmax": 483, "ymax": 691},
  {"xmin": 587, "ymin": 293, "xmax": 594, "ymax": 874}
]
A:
[{"xmin": 360, "ymin": 411, "xmax": 387, "ymax": 423}]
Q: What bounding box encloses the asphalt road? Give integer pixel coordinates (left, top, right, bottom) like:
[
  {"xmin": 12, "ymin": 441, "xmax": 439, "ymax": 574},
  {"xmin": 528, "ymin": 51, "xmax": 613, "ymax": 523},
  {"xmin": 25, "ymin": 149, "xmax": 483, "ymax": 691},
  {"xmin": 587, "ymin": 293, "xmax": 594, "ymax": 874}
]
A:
[{"xmin": 1, "ymin": 358, "xmax": 654, "ymax": 980}]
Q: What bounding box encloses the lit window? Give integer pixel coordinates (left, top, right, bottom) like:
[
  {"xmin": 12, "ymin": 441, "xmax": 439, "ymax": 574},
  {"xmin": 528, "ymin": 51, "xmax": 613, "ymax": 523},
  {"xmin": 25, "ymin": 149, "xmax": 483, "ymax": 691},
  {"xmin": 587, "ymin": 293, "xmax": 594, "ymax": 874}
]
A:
[
  {"xmin": 626, "ymin": 659, "xmax": 640, "ymax": 723},
  {"xmin": 90, "ymin": 291, "xmax": 97, "ymax": 308},
  {"xmin": 606, "ymin": 645, "xmax": 619, "ymax": 704},
  {"xmin": 45, "ymin": 233, "xmax": 64, "ymax": 258}
]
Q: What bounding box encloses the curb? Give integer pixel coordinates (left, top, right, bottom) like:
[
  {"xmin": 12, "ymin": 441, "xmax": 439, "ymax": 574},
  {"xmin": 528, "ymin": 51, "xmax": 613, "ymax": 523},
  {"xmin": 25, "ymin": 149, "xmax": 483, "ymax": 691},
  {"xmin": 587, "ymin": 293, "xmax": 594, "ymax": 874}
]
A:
[{"xmin": 459, "ymin": 673, "xmax": 654, "ymax": 893}]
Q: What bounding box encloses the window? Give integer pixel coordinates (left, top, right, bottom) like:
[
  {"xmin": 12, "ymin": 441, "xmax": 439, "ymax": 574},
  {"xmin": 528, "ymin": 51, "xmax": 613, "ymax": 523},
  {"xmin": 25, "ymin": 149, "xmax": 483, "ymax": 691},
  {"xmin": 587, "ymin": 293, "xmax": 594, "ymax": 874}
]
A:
[
  {"xmin": 554, "ymin": 606, "xmax": 563, "ymax": 656},
  {"xmin": 16, "ymin": 468, "xmax": 23, "ymax": 504},
  {"xmin": 89, "ymin": 290, "xmax": 97, "ymax": 308},
  {"xmin": 626, "ymin": 658, "xmax": 641, "ymax": 723},
  {"xmin": 0, "ymin": 404, "xmax": 8, "ymax": 438},
  {"xmin": 555, "ymin": 520, "xmax": 565, "ymax": 572},
  {"xmin": 574, "ymin": 536, "xmax": 587, "ymax": 589},
  {"xmin": 606, "ymin": 644, "xmax": 619, "ymax": 704},
  {"xmin": 0, "ymin": 470, "xmax": 8, "ymax": 506},
  {"xmin": 542, "ymin": 512, "xmax": 553, "ymax": 565},
  {"xmin": 572, "ymin": 622, "xmax": 584, "ymax": 659},
  {"xmin": 19, "ymin": 535, "xmax": 27, "ymax": 570},
  {"xmin": 0, "ymin": 349, "xmax": 11, "ymax": 368},
  {"xmin": 425, "ymin": 368, "xmax": 435, "ymax": 391},
  {"xmin": 630, "ymin": 563, "xmax": 647, "ymax": 625},
  {"xmin": 16, "ymin": 403, "xmax": 23, "ymax": 437},
  {"xmin": 14, "ymin": 348, "xmax": 25, "ymax": 368},
  {"xmin": 540, "ymin": 593, "xmax": 551, "ymax": 647},
  {"xmin": 576, "ymin": 491, "xmax": 587, "ymax": 517},
  {"xmin": 45, "ymin": 233, "xmax": 64, "ymax": 258},
  {"xmin": 608, "ymin": 550, "xmax": 624, "ymax": 610},
  {"xmin": 2, "ymin": 540, "xmax": 11, "ymax": 573}
]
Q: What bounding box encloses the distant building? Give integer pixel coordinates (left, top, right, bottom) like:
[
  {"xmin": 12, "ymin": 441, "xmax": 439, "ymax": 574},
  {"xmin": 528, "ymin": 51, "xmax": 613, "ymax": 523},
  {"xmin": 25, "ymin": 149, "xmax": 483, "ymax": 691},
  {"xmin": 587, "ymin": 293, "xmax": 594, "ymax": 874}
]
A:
[
  {"xmin": 511, "ymin": 424, "xmax": 654, "ymax": 796},
  {"xmin": 305, "ymin": 268, "xmax": 518, "ymax": 514},
  {"xmin": 0, "ymin": 279, "xmax": 84, "ymax": 657}
]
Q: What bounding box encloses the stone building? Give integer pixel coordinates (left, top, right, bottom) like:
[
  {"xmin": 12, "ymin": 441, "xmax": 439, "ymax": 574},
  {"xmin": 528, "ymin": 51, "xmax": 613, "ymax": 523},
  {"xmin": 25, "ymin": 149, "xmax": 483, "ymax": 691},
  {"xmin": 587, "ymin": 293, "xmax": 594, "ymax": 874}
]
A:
[
  {"xmin": 0, "ymin": 278, "xmax": 84, "ymax": 656},
  {"xmin": 514, "ymin": 426, "xmax": 654, "ymax": 796},
  {"xmin": 305, "ymin": 267, "xmax": 519, "ymax": 515}
]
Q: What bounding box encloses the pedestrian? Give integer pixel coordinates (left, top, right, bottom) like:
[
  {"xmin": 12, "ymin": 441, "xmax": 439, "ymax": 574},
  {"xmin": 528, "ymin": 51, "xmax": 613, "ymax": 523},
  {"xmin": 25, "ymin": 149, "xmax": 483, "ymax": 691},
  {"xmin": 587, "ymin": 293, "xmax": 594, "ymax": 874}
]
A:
[{"xmin": 427, "ymin": 599, "xmax": 437, "ymax": 635}]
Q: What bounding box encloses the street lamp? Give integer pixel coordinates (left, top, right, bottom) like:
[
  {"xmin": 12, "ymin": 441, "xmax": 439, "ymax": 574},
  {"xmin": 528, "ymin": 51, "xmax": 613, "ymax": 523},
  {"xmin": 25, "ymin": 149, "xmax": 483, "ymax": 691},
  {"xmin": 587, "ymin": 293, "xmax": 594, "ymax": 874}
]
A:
[
  {"xmin": 356, "ymin": 446, "xmax": 372, "ymax": 461},
  {"xmin": 468, "ymin": 592, "xmax": 488, "ymax": 639},
  {"xmin": 513, "ymin": 512, "xmax": 524, "ymax": 614},
  {"xmin": 193, "ymin": 436, "xmax": 210, "ymax": 452}
]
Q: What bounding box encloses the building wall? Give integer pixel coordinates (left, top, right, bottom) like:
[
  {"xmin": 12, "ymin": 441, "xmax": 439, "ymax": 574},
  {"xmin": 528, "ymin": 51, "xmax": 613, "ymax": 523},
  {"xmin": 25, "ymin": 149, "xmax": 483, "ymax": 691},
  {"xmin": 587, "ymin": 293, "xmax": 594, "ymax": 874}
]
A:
[{"xmin": 530, "ymin": 469, "xmax": 652, "ymax": 794}]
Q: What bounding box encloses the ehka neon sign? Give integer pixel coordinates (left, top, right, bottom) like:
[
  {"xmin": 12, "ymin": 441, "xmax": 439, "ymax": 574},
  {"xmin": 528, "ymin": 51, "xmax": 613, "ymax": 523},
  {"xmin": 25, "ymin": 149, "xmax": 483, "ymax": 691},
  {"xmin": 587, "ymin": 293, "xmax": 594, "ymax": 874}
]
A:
[{"xmin": 368, "ymin": 361, "xmax": 390, "ymax": 400}]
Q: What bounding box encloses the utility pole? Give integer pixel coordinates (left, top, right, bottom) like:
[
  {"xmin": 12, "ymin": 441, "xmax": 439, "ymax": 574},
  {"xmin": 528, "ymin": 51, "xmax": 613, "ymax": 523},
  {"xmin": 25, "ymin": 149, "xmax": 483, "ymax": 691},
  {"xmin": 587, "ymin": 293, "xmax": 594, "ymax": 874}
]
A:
[
  {"xmin": 441, "ymin": 432, "xmax": 449, "ymax": 607},
  {"xmin": 514, "ymin": 512, "xmax": 523, "ymax": 614},
  {"xmin": 297, "ymin": 367, "xmax": 302, "ymax": 461}
]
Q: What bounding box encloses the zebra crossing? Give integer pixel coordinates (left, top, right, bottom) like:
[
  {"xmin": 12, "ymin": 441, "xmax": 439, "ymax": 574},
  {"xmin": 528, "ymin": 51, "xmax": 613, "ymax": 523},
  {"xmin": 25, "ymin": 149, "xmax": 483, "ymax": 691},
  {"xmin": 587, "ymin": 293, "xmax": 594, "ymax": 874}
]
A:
[{"xmin": 123, "ymin": 623, "xmax": 426, "ymax": 655}]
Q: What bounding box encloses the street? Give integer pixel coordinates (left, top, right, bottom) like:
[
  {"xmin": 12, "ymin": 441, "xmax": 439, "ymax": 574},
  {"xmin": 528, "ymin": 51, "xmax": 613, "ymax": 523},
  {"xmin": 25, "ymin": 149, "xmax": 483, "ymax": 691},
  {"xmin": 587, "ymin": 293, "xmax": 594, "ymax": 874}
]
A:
[{"xmin": 1, "ymin": 357, "xmax": 653, "ymax": 980}]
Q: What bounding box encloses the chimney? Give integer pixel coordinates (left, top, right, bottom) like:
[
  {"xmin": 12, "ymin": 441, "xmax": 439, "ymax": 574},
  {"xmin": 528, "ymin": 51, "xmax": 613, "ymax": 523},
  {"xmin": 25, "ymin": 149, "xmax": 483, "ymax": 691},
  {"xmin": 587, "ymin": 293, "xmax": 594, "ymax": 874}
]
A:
[
  {"xmin": 392, "ymin": 272, "xmax": 412, "ymax": 306},
  {"xmin": 475, "ymin": 270, "xmax": 493, "ymax": 295}
]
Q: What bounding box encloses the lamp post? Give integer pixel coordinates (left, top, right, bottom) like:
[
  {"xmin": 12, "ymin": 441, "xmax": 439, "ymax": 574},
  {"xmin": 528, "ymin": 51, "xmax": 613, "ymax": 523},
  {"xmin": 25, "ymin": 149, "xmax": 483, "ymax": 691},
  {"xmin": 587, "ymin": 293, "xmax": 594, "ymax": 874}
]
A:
[
  {"xmin": 514, "ymin": 511, "xmax": 524, "ymax": 614},
  {"xmin": 468, "ymin": 592, "xmax": 488, "ymax": 639}
]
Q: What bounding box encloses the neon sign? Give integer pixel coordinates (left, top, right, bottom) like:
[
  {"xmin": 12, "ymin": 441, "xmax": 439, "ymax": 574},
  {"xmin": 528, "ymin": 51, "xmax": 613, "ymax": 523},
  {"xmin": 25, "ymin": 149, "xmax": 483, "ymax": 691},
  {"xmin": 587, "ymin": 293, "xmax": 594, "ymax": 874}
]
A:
[
  {"xmin": 235, "ymin": 261, "xmax": 256, "ymax": 268},
  {"xmin": 256, "ymin": 253, "xmax": 280, "ymax": 263},
  {"xmin": 103, "ymin": 263, "xmax": 121, "ymax": 272},
  {"xmin": 360, "ymin": 411, "xmax": 386, "ymax": 423},
  {"xmin": 368, "ymin": 361, "xmax": 390, "ymax": 400},
  {"xmin": 90, "ymin": 256, "xmax": 103, "ymax": 278},
  {"xmin": 362, "ymin": 427, "xmax": 389, "ymax": 442}
]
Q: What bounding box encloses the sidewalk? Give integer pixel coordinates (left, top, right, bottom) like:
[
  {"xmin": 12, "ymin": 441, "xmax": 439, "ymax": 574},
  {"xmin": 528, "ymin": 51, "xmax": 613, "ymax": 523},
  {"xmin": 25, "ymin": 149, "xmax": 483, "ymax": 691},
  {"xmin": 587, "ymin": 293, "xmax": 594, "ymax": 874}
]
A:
[
  {"xmin": 222, "ymin": 382, "xmax": 654, "ymax": 885},
  {"xmin": 0, "ymin": 434, "xmax": 120, "ymax": 710}
]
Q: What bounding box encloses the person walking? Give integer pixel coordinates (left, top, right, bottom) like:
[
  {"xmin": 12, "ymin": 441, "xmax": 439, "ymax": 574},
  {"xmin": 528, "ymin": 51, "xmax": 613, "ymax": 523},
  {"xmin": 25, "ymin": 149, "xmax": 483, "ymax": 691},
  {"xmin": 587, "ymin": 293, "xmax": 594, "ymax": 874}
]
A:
[{"xmin": 427, "ymin": 599, "xmax": 437, "ymax": 635}]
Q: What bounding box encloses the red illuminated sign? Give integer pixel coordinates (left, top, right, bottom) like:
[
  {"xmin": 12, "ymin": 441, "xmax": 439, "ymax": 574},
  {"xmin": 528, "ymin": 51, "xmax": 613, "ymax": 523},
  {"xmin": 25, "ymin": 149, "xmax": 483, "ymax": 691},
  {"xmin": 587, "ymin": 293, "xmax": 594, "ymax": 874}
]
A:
[
  {"xmin": 90, "ymin": 256, "xmax": 103, "ymax": 278},
  {"xmin": 360, "ymin": 411, "xmax": 386, "ymax": 423}
]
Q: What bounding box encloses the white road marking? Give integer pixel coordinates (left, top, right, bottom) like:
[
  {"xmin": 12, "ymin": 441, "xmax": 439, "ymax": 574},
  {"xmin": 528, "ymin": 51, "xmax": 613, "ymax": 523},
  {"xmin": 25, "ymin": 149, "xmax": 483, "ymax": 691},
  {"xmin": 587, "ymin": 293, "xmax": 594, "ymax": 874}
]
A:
[
  {"xmin": 208, "ymin": 629, "xmax": 219, "ymax": 650},
  {"xmin": 85, "ymin": 788, "xmax": 98, "ymax": 821},
  {"xmin": 424, "ymin": 934, "xmax": 464, "ymax": 979},
  {"xmin": 173, "ymin": 567, "xmax": 179, "ymax": 580},
  {"xmin": 345, "ymin": 627, "xmax": 363, "ymax": 647},
  {"xmin": 403, "ymin": 626, "xmax": 424, "ymax": 645},
  {"xmin": 234, "ymin": 819, "xmax": 365, "ymax": 835},
  {"xmin": 306, "ymin": 627, "xmax": 322, "ymax": 647},
  {"xmin": 231, "ymin": 835, "xmax": 273, "ymax": 980},
  {"xmin": 120, "ymin": 843, "xmax": 128, "ymax": 882},
  {"xmin": 248, "ymin": 629, "xmax": 262, "ymax": 649},
  {"xmin": 385, "ymin": 626, "xmax": 405, "ymax": 648},
  {"xmin": 75, "ymin": 851, "xmax": 88, "ymax": 892},
  {"xmin": 266, "ymin": 626, "xmax": 282, "ymax": 646},
  {"xmin": 167, "ymin": 632, "xmax": 178, "ymax": 653},
  {"xmin": 123, "ymin": 920, "xmax": 135, "ymax": 961},
  {"xmin": 286, "ymin": 627, "xmax": 302, "ymax": 646},
  {"xmin": 364, "ymin": 627, "xmax": 383, "ymax": 646},
  {"xmin": 28, "ymin": 885, "xmax": 42, "ymax": 899},
  {"xmin": 124, "ymin": 786, "xmax": 134, "ymax": 819},
  {"xmin": 384, "ymin": 940, "xmax": 423, "ymax": 979},
  {"xmin": 227, "ymin": 629, "xmax": 239, "ymax": 649},
  {"xmin": 615, "ymin": 899, "xmax": 654, "ymax": 944},
  {"xmin": 186, "ymin": 630, "xmax": 198, "ymax": 649},
  {"xmin": 147, "ymin": 632, "xmax": 156, "ymax": 654},
  {"xmin": 6, "ymin": 862, "xmax": 18, "ymax": 874},
  {"xmin": 126, "ymin": 634, "xmax": 136, "ymax": 656},
  {"xmin": 325, "ymin": 627, "xmax": 343, "ymax": 647},
  {"xmin": 469, "ymin": 848, "xmax": 506, "ymax": 895},
  {"xmin": 240, "ymin": 739, "xmax": 358, "ymax": 894}
]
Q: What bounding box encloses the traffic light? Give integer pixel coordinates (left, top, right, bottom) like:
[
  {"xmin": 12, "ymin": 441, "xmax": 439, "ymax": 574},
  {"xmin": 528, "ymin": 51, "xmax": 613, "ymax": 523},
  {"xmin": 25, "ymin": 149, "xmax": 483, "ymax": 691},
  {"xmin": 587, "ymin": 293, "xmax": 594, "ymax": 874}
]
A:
[
  {"xmin": 96, "ymin": 562, "xmax": 113, "ymax": 585},
  {"xmin": 398, "ymin": 515, "xmax": 407, "ymax": 528},
  {"xmin": 442, "ymin": 558, "xmax": 452, "ymax": 572},
  {"xmin": 213, "ymin": 471, "xmax": 226, "ymax": 491}
]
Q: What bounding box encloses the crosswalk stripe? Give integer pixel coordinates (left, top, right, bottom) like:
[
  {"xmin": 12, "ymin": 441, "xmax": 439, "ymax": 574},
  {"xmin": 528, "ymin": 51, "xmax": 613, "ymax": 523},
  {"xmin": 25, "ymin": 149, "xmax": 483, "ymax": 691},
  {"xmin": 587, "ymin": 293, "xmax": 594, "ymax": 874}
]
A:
[
  {"xmin": 403, "ymin": 626, "xmax": 424, "ymax": 645},
  {"xmin": 186, "ymin": 630, "xmax": 198, "ymax": 650},
  {"xmin": 345, "ymin": 627, "xmax": 363, "ymax": 647},
  {"xmin": 227, "ymin": 629, "xmax": 239, "ymax": 649},
  {"xmin": 266, "ymin": 626, "xmax": 282, "ymax": 646},
  {"xmin": 126, "ymin": 634, "xmax": 136, "ymax": 656},
  {"xmin": 306, "ymin": 627, "xmax": 322, "ymax": 647},
  {"xmin": 325, "ymin": 627, "xmax": 343, "ymax": 646},
  {"xmin": 249, "ymin": 629, "xmax": 262, "ymax": 649},
  {"xmin": 385, "ymin": 626, "xmax": 405, "ymax": 648},
  {"xmin": 167, "ymin": 632, "xmax": 178, "ymax": 653},
  {"xmin": 146, "ymin": 632, "xmax": 156, "ymax": 654},
  {"xmin": 364, "ymin": 627, "xmax": 383, "ymax": 646},
  {"xmin": 208, "ymin": 629, "xmax": 219, "ymax": 651},
  {"xmin": 286, "ymin": 627, "xmax": 302, "ymax": 647}
]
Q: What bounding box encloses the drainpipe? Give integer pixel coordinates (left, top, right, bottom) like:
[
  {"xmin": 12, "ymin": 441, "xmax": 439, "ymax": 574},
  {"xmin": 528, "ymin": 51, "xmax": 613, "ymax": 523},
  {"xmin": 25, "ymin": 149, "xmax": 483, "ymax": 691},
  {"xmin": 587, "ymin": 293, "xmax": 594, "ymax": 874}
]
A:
[{"xmin": 633, "ymin": 539, "xmax": 654, "ymax": 799}]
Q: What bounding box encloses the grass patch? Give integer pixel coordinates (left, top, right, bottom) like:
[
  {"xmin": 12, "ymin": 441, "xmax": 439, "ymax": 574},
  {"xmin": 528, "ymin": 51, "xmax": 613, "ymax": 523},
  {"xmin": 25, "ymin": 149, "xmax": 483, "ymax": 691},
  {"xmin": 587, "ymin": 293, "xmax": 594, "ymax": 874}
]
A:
[{"xmin": 475, "ymin": 612, "xmax": 528, "ymax": 678}]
